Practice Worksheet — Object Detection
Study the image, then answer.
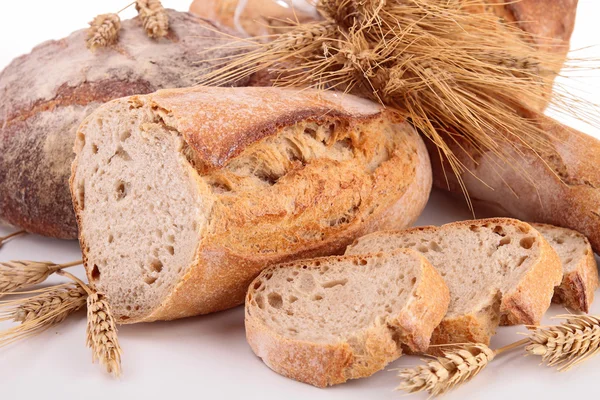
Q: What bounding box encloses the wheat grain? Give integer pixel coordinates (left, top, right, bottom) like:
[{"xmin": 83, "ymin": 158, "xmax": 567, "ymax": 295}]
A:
[
  {"xmin": 58, "ymin": 270, "xmax": 123, "ymax": 378},
  {"xmin": 0, "ymin": 230, "xmax": 27, "ymax": 249},
  {"xmin": 397, "ymin": 344, "xmax": 495, "ymax": 397},
  {"xmin": 136, "ymin": 0, "xmax": 169, "ymax": 39},
  {"xmin": 86, "ymin": 291, "xmax": 123, "ymax": 377},
  {"xmin": 0, "ymin": 284, "xmax": 87, "ymax": 347},
  {"xmin": 526, "ymin": 314, "xmax": 600, "ymax": 371},
  {"xmin": 87, "ymin": 13, "xmax": 121, "ymax": 50},
  {"xmin": 0, "ymin": 260, "xmax": 82, "ymax": 297}
]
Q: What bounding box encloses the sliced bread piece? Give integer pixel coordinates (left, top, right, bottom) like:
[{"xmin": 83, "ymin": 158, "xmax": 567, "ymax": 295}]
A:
[
  {"xmin": 532, "ymin": 223, "xmax": 599, "ymax": 312},
  {"xmin": 346, "ymin": 218, "xmax": 562, "ymax": 347},
  {"xmin": 245, "ymin": 250, "xmax": 450, "ymax": 388}
]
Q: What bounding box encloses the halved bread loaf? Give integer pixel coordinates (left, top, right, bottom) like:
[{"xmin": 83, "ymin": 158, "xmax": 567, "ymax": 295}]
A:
[
  {"xmin": 245, "ymin": 250, "xmax": 449, "ymax": 388},
  {"xmin": 71, "ymin": 86, "xmax": 432, "ymax": 323},
  {"xmin": 532, "ymin": 223, "xmax": 599, "ymax": 312},
  {"xmin": 346, "ymin": 218, "xmax": 563, "ymax": 347}
]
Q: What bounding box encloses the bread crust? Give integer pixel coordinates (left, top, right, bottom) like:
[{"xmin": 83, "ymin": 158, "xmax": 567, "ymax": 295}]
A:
[
  {"xmin": 346, "ymin": 218, "xmax": 563, "ymax": 348},
  {"xmin": 0, "ymin": 10, "xmax": 249, "ymax": 238},
  {"xmin": 532, "ymin": 223, "xmax": 599, "ymax": 312},
  {"xmin": 244, "ymin": 250, "xmax": 449, "ymax": 387},
  {"xmin": 72, "ymin": 87, "xmax": 433, "ymax": 323}
]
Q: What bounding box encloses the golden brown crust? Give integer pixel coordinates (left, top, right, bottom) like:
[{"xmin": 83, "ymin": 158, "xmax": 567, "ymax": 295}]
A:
[
  {"xmin": 148, "ymin": 86, "xmax": 386, "ymax": 170},
  {"xmin": 244, "ymin": 251, "xmax": 449, "ymax": 387}
]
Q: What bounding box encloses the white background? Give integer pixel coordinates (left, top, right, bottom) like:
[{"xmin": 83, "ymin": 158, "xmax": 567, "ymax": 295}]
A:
[{"xmin": 1, "ymin": 1, "xmax": 600, "ymax": 399}]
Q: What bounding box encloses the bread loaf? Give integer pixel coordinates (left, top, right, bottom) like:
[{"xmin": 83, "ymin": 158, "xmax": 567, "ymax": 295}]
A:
[
  {"xmin": 532, "ymin": 223, "xmax": 598, "ymax": 312},
  {"xmin": 346, "ymin": 218, "xmax": 563, "ymax": 347},
  {"xmin": 0, "ymin": 10, "xmax": 249, "ymax": 239},
  {"xmin": 430, "ymin": 114, "xmax": 600, "ymax": 254},
  {"xmin": 245, "ymin": 250, "xmax": 449, "ymax": 387},
  {"xmin": 71, "ymin": 86, "xmax": 432, "ymax": 323}
]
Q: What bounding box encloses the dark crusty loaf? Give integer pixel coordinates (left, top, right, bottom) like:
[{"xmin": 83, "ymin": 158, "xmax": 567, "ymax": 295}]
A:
[
  {"xmin": 346, "ymin": 218, "xmax": 563, "ymax": 347},
  {"xmin": 0, "ymin": 10, "xmax": 249, "ymax": 239},
  {"xmin": 245, "ymin": 250, "xmax": 449, "ymax": 387},
  {"xmin": 71, "ymin": 86, "xmax": 432, "ymax": 323}
]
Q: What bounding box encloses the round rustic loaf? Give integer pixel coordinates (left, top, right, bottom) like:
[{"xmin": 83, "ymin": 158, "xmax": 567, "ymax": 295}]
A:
[
  {"xmin": 71, "ymin": 86, "xmax": 432, "ymax": 323},
  {"xmin": 0, "ymin": 10, "xmax": 249, "ymax": 239}
]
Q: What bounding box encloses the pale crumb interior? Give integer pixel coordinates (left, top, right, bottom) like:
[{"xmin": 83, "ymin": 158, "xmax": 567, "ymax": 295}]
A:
[
  {"xmin": 347, "ymin": 221, "xmax": 542, "ymax": 317},
  {"xmin": 533, "ymin": 224, "xmax": 590, "ymax": 274},
  {"xmin": 72, "ymin": 102, "xmax": 207, "ymax": 321},
  {"xmin": 247, "ymin": 252, "xmax": 420, "ymax": 343}
]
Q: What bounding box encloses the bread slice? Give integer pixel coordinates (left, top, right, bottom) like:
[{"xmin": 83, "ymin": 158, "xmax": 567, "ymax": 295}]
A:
[
  {"xmin": 245, "ymin": 250, "xmax": 449, "ymax": 388},
  {"xmin": 346, "ymin": 218, "xmax": 563, "ymax": 347},
  {"xmin": 532, "ymin": 223, "xmax": 599, "ymax": 312},
  {"xmin": 70, "ymin": 86, "xmax": 432, "ymax": 323}
]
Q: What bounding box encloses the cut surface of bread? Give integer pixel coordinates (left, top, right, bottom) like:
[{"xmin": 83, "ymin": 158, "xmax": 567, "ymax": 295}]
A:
[
  {"xmin": 71, "ymin": 86, "xmax": 432, "ymax": 323},
  {"xmin": 245, "ymin": 250, "xmax": 449, "ymax": 387},
  {"xmin": 532, "ymin": 223, "xmax": 599, "ymax": 312},
  {"xmin": 346, "ymin": 218, "xmax": 562, "ymax": 347}
]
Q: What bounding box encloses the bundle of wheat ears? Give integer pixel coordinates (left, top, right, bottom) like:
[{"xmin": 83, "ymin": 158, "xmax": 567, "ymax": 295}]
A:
[{"xmin": 198, "ymin": 0, "xmax": 598, "ymax": 204}]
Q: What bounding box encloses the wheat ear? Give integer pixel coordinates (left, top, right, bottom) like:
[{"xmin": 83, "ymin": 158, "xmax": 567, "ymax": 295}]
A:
[
  {"xmin": 87, "ymin": 13, "xmax": 121, "ymax": 50},
  {"xmin": 0, "ymin": 230, "xmax": 27, "ymax": 249},
  {"xmin": 58, "ymin": 270, "xmax": 123, "ymax": 378},
  {"xmin": 0, "ymin": 260, "xmax": 82, "ymax": 297},
  {"xmin": 397, "ymin": 340, "xmax": 527, "ymax": 397},
  {"xmin": 0, "ymin": 284, "xmax": 87, "ymax": 347},
  {"xmin": 136, "ymin": 0, "xmax": 169, "ymax": 39},
  {"xmin": 525, "ymin": 314, "xmax": 600, "ymax": 371}
]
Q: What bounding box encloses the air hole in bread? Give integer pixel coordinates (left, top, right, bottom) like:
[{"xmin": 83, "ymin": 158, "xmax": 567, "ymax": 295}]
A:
[
  {"xmin": 256, "ymin": 296, "xmax": 265, "ymax": 309},
  {"xmin": 120, "ymin": 130, "xmax": 132, "ymax": 141},
  {"xmin": 268, "ymin": 293, "xmax": 283, "ymax": 309},
  {"xmin": 114, "ymin": 145, "xmax": 132, "ymax": 161},
  {"xmin": 469, "ymin": 225, "xmax": 480, "ymax": 232},
  {"xmin": 166, "ymin": 246, "xmax": 175, "ymax": 256},
  {"xmin": 322, "ymin": 279, "xmax": 348, "ymax": 289},
  {"xmin": 429, "ymin": 241, "xmax": 443, "ymax": 252},
  {"xmin": 289, "ymin": 295, "xmax": 298, "ymax": 303},
  {"xmin": 148, "ymin": 259, "xmax": 163, "ymax": 273},
  {"xmin": 286, "ymin": 277, "xmax": 294, "ymax": 282},
  {"xmin": 493, "ymin": 226, "xmax": 506, "ymax": 236},
  {"xmin": 565, "ymin": 257, "xmax": 573, "ymax": 264},
  {"xmin": 120, "ymin": 316, "xmax": 130, "ymax": 321},
  {"xmin": 108, "ymin": 234, "xmax": 114, "ymax": 244},
  {"xmin": 499, "ymin": 237, "xmax": 511, "ymax": 246},
  {"xmin": 411, "ymin": 277, "xmax": 417, "ymax": 285},
  {"xmin": 518, "ymin": 225, "xmax": 530, "ymax": 234},
  {"xmin": 126, "ymin": 305, "xmax": 132, "ymax": 311},
  {"xmin": 556, "ymin": 237, "xmax": 565, "ymax": 245},
  {"xmin": 92, "ymin": 143, "xmax": 99, "ymax": 154},
  {"xmin": 312, "ymin": 294, "xmax": 324, "ymax": 301},
  {"xmin": 144, "ymin": 276, "xmax": 157, "ymax": 285},
  {"xmin": 253, "ymin": 281, "xmax": 263, "ymax": 291},
  {"xmin": 417, "ymin": 245, "xmax": 429, "ymax": 253},
  {"xmin": 115, "ymin": 180, "xmax": 130, "ymax": 201},
  {"xmin": 520, "ymin": 237, "xmax": 535, "ymax": 249},
  {"xmin": 91, "ymin": 264, "xmax": 101, "ymax": 280},
  {"xmin": 359, "ymin": 259, "xmax": 368, "ymax": 266},
  {"xmin": 76, "ymin": 180, "xmax": 85, "ymax": 210}
]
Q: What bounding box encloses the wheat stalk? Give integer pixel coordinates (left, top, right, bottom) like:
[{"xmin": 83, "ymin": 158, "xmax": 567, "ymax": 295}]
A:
[
  {"xmin": 0, "ymin": 230, "xmax": 27, "ymax": 249},
  {"xmin": 525, "ymin": 314, "xmax": 600, "ymax": 371},
  {"xmin": 58, "ymin": 270, "xmax": 123, "ymax": 378},
  {"xmin": 397, "ymin": 343, "xmax": 499, "ymax": 396},
  {"xmin": 0, "ymin": 260, "xmax": 82, "ymax": 297},
  {"xmin": 136, "ymin": 0, "xmax": 169, "ymax": 39},
  {"xmin": 0, "ymin": 284, "xmax": 87, "ymax": 347},
  {"xmin": 87, "ymin": 13, "xmax": 122, "ymax": 50}
]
